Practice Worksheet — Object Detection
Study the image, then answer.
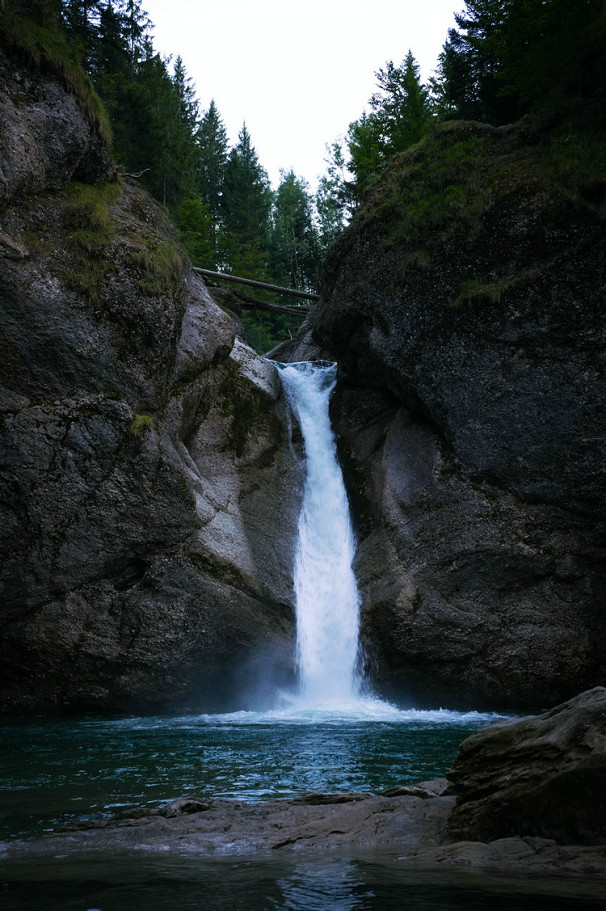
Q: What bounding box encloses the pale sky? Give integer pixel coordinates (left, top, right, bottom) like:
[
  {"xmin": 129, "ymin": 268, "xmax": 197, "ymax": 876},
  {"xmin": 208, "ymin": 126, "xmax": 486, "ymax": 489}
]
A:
[{"xmin": 142, "ymin": 0, "xmax": 459, "ymax": 190}]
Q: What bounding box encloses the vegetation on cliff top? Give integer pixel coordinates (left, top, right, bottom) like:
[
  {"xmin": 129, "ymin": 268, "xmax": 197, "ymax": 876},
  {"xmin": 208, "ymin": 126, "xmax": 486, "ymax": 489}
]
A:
[
  {"xmin": 0, "ymin": 0, "xmax": 111, "ymax": 143},
  {"xmin": 2, "ymin": 1, "xmax": 604, "ymax": 350},
  {"xmin": 331, "ymin": 0, "xmax": 605, "ymax": 211}
]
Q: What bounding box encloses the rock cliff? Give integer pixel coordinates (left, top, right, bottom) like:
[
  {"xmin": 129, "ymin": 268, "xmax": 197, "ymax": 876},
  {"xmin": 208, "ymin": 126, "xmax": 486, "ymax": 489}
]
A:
[
  {"xmin": 288, "ymin": 121, "xmax": 606, "ymax": 709},
  {"xmin": 0, "ymin": 44, "xmax": 300, "ymax": 713}
]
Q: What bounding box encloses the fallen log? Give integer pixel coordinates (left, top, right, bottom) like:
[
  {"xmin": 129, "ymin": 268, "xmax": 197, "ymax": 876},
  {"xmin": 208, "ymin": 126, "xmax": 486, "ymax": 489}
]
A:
[{"xmin": 193, "ymin": 267, "xmax": 319, "ymax": 301}]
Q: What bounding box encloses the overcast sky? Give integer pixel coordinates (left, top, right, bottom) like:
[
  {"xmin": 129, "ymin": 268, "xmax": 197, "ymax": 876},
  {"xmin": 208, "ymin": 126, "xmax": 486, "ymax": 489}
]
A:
[{"xmin": 142, "ymin": 0, "xmax": 459, "ymax": 190}]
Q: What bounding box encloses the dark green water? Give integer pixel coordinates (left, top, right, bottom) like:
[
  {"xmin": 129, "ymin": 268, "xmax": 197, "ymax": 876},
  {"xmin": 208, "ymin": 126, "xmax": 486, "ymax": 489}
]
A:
[
  {"xmin": 2, "ymin": 709, "xmax": 604, "ymax": 909},
  {"xmin": 0, "ymin": 709, "xmax": 499, "ymax": 841}
]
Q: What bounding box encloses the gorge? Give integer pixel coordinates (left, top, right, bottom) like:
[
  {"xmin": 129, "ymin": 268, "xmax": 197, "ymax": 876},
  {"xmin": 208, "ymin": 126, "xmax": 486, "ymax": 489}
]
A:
[
  {"xmin": 1, "ymin": 14, "xmax": 605, "ymax": 717},
  {"xmin": 1, "ymin": 12, "xmax": 606, "ymax": 906}
]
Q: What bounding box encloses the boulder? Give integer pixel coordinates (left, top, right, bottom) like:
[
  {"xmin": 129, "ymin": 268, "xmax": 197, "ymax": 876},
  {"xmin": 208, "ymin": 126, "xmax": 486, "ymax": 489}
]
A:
[{"xmin": 446, "ymin": 687, "xmax": 606, "ymax": 845}]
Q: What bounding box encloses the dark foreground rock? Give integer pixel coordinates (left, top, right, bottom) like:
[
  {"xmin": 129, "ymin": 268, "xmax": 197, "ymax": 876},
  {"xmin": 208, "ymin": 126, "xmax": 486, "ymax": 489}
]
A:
[{"xmin": 446, "ymin": 686, "xmax": 606, "ymax": 845}]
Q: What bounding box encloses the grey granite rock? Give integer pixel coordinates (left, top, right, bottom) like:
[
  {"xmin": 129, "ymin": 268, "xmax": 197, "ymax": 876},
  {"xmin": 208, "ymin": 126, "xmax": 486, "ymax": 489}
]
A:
[
  {"xmin": 446, "ymin": 687, "xmax": 606, "ymax": 844},
  {"xmin": 287, "ymin": 121, "xmax": 606, "ymax": 709}
]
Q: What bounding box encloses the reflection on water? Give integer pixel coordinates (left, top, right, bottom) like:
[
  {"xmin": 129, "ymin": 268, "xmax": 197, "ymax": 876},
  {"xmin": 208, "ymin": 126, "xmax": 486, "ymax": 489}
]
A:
[
  {"xmin": 1, "ymin": 852, "xmax": 605, "ymax": 911},
  {"xmin": 2, "ymin": 712, "xmax": 605, "ymax": 910},
  {"xmin": 0, "ymin": 712, "xmax": 506, "ymax": 841}
]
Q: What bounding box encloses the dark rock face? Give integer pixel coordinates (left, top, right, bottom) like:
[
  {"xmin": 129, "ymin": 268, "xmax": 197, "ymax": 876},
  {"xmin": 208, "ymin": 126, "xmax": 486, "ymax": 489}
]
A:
[
  {"xmin": 0, "ymin": 47, "xmax": 114, "ymax": 204},
  {"xmin": 305, "ymin": 121, "xmax": 606, "ymax": 709},
  {"xmin": 0, "ymin": 48, "xmax": 299, "ymax": 713},
  {"xmin": 446, "ymin": 687, "xmax": 606, "ymax": 845}
]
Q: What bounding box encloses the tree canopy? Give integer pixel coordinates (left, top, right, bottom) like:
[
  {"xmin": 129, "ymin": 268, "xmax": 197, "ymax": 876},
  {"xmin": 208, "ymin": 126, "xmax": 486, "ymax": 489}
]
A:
[{"xmin": 2, "ymin": 0, "xmax": 604, "ymax": 349}]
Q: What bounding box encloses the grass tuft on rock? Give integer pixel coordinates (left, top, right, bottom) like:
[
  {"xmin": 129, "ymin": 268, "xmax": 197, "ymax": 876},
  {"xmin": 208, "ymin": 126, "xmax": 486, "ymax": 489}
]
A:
[
  {"xmin": 130, "ymin": 412, "xmax": 154, "ymax": 435},
  {"xmin": 61, "ymin": 180, "xmax": 119, "ymax": 300},
  {"xmin": 0, "ymin": 7, "xmax": 111, "ymax": 145}
]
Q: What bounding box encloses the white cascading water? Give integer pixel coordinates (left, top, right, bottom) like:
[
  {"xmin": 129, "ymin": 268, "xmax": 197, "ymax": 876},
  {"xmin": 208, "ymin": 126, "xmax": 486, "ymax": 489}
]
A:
[
  {"xmin": 193, "ymin": 358, "xmax": 505, "ymax": 724},
  {"xmin": 277, "ymin": 360, "xmax": 363, "ymax": 707}
]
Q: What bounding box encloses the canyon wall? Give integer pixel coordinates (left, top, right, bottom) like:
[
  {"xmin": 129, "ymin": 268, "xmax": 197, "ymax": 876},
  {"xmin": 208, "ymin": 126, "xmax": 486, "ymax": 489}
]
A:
[
  {"xmin": 281, "ymin": 121, "xmax": 606, "ymax": 709},
  {"xmin": 0, "ymin": 44, "xmax": 300, "ymax": 713}
]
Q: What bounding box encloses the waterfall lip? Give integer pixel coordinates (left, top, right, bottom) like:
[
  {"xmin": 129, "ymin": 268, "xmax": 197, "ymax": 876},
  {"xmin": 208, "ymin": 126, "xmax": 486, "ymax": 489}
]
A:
[{"xmin": 271, "ymin": 359, "xmax": 337, "ymax": 370}]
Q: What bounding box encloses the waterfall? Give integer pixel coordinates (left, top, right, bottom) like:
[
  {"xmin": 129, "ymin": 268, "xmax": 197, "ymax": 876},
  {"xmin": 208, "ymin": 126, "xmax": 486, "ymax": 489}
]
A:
[{"xmin": 276, "ymin": 361, "xmax": 363, "ymax": 707}]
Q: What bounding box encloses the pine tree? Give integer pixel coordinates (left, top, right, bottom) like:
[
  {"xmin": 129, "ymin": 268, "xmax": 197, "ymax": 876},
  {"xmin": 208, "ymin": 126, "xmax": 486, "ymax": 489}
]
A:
[
  {"xmin": 196, "ymin": 102, "xmax": 228, "ymax": 219},
  {"xmin": 438, "ymin": 0, "xmax": 605, "ymax": 125},
  {"xmin": 346, "ymin": 111, "xmax": 385, "ymax": 202},
  {"xmin": 370, "ymin": 51, "xmax": 430, "ymax": 156},
  {"xmin": 346, "ymin": 51, "xmax": 431, "ymax": 203},
  {"xmin": 91, "ymin": 0, "xmax": 129, "ymax": 79},
  {"xmin": 269, "ymin": 170, "xmax": 320, "ymax": 291},
  {"xmin": 61, "ymin": 0, "xmax": 103, "ymax": 67},
  {"xmin": 221, "ymin": 123, "xmax": 272, "ymax": 247},
  {"xmin": 316, "ymin": 140, "xmax": 348, "ymax": 251}
]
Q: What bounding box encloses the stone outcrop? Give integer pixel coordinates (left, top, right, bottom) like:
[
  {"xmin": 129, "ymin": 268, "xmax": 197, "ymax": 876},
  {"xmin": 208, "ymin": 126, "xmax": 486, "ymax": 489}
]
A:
[
  {"xmin": 2, "ymin": 788, "xmax": 454, "ymax": 857},
  {"xmin": 445, "ymin": 686, "xmax": 606, "ymax": 845},
  {"xmin": 0, "ymin": 44, "xmax": 300, "ymax": 713},
  {"xmin": 290, "ymin": 121, "xmax": 606, "ymax": 709}
]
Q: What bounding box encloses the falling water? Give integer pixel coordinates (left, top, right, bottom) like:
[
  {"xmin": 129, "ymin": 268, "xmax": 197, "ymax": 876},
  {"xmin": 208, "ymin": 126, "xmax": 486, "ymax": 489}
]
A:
[{"xmin": 277, "ymin": 361, "xmax": 363, "ymax": 707}]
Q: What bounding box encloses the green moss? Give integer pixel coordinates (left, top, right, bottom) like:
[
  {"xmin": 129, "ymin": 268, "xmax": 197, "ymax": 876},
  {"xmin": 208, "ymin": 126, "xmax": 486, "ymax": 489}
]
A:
[
  {"xmin": 361, "ymin": 127, "xmax": 500, "ymax": 245},
  {"xmin": 451, "ymin": 278, "xmax": 511, "ymax": 309},
  {"xmin": 0, "ymin": 9, "xmax": 111, "ymax": 145},
  {"xmin": 358, "ymin": 119, "xmax": 606, "ymax": 259},
  {"xmin": 451, "ymin": 268, "xmax": 541, "ymax": 309},
  {"xmin": 61, "ymin": 181, "xmax": 119, "ymax": 300},
  {"xmin": 390, "ymin": 249, "xmax": 432, "ymax": 289},
  {"xmin": 130, "ymin": 413, "xmax": 154, "ymax": 435},
  {"xmin": 64, "ymin": 181, "xmax": 120, "ymax": 233},
  {"xmin": 22, "ymin": 228, "xmax": 50, "ymax": 255},
  {"xmin": 538, "ymin": 133, "xmax": 606, "ymax": 217},
  {"xmin": 123, "ymin": 240, "xmax": 184, "ymax": 297}
]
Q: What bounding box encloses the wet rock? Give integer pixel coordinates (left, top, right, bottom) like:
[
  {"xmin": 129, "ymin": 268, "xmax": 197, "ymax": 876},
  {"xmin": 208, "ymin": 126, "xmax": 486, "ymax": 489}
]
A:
[
  {"xmin": 159, "ymin": 798, "xmax": 213, "ymax": 818},
  {"xmin": 446, "ymin": 687, "xmax": 606, "ymax": 844},
  {"xmin": 4, "ymin": 792, "xmax": 455, "ymax": 857},
  {"xmin": 290, "ymin": 792, "xmax": 374, "ymax": 805},
  {"xmin": 399, "ymin": 837, "xmax": 606, "ymax": 879},
  {"xmin": 380, "ymin": 779, "xmax": 448, "ymax": 798}
]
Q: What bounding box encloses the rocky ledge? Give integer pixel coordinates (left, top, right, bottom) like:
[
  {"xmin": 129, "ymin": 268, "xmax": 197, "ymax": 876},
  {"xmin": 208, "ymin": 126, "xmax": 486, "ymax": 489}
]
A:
[{"xmin": 3, "ymin": 689, "xmax": 606, "ymax": 884}]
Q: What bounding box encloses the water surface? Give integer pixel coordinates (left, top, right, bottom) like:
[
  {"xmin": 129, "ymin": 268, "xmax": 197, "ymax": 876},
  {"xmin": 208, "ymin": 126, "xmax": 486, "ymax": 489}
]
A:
[{"xmin": 0, "ymin": 706, "xmax": 502, "ymax": 841}]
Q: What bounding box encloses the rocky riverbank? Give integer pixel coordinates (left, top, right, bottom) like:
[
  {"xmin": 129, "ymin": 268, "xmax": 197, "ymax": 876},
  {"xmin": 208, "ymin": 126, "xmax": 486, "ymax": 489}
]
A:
[{"xmin": 3, "ymin": 689, "xmax": 605, "ymax": 887}]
